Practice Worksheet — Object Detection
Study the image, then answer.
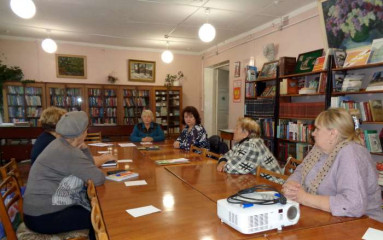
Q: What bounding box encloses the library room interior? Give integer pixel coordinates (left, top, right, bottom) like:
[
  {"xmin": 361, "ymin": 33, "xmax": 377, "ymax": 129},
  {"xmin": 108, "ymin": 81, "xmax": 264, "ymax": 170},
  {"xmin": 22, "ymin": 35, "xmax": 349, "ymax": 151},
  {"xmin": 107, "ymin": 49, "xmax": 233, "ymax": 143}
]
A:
[{"xmin": 1, "ymin": 0, "xmax": 383, "ymax": 239}]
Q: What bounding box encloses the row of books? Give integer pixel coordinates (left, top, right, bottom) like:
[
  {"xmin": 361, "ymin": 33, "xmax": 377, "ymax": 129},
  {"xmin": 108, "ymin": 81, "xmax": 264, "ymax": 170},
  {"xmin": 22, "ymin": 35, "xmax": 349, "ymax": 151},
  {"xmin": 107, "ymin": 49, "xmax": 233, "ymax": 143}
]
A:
[
  {"xmin": 277, "ymin": 119, "xmax": 314, "ymax": 143},
  {"xmin": 331, "ymin": 97, "xmax": 383, "ymax": 122},
  {"xmin": 8, "ymin": 107, "xmax": 24, "ymax": 118},
  {"xmin": 279, "ymin": 102, "xmax": 325, "ymax": 119},
  {"xmin": 88, "ymin": 89, "xmax": 117, "ymax": 97},
  {"xmin": 7, "ymin": 95, "xmax": 24, "ymax": 106},
  {"xmin": 25, "ymin": 87, "xmax": 42, "ymax": 95},
  {"xmin": 89, "ymin": 107, "xmax": 117, "ymax": 117},
  {"xmin": 123, "ymin": 90, "xmax": 150, "ymax": 97},
  {"xmin": 24, "ymin": 96, "xmax": 42, "ymax": 106},
  {"xmin": 49, "ymin": 88, "xmax": 65, "ymax": 95},
  {"xmin": 7, "ymin": 86, "xmax": 24, "ymax": 94},
  {"xmin": 256, "ymin": 118, "xmax": 274, "ymax": 138},
  {"xmin": 245, "ymin": 82, "xmax": 256, "ymax": 98},
  {"xmin": 123, "ymin": 118, "xmax": 137, "ymax": 125},
  {"xmin": 124, "ymin": 108, "xmax": 138, "ymax": 117},
  {"xmin": 25, "ymin": 107, "xmax": 42, "ymax": 118},
  {"xmin": 50, "ymin": 96, "xmax": 82, "ymax": 107},
  {"xmin": 278, "ymin": 142, "xmax": 312, "ymax": 162},
  {"xmin": 88, "ymin": 97, "xmax": 118, "ymax": 107},
  {"xmin": 244, "ymin": 99, "xmax": 274, "ymax": 117},
  {"xmin": 90, "ymin": 117, "xmax": 117, "ymax": 124},
  {"xmin": 362, "ymin": 130, "xmax": 382, "ymax": 153},
  {"xmin": 124, "ymin": 97, "xmax": 148, "ymax": 107}
]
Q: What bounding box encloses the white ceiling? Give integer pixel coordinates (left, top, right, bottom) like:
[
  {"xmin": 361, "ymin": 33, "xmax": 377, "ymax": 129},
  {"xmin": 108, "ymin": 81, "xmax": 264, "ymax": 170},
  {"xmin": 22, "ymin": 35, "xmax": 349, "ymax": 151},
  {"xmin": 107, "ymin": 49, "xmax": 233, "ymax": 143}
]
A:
[{"xmin": 0, "ymin": 0, "xmax": 316, "ymax": 53}]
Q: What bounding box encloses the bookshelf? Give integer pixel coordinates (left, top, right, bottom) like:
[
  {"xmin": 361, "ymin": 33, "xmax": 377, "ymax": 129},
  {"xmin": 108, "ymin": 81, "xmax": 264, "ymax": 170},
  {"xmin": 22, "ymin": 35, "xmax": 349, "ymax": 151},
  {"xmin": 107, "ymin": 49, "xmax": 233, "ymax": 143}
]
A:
[
  {"xmin": 119, "ymin": 86, "xmax": 152, "ymax": 125},
  {"xmin": 85, "ymin": 85, "xmax": 118, "ymax": 125},
  {"xmin": 154, "ymin": 86, "xmax": 182, "ymax": 138},
  {"xmin": 2, "ymin": 82, "xmax": 46, "ymax": 126},
  {"xmin": 46, "ymin": 83, "xmax": 85, "ymax": 112}
]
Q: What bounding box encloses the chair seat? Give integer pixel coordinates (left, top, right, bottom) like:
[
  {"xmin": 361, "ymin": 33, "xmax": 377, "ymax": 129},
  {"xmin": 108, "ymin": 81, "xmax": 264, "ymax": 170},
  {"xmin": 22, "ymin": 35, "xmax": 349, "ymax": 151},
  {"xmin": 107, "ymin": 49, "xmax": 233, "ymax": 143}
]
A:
[{"xmin": 16, "ymin": 222, "xmax": 89, "ymax": 240}]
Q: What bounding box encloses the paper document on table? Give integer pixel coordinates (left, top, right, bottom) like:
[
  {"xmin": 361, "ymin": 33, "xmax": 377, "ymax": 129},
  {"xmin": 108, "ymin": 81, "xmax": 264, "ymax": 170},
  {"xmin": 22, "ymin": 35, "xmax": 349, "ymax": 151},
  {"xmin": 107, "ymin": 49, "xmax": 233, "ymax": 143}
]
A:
[
  {"xmin": 140, "ymin": 142, "xmax": 153, "ymax": 145},
  {"xmin": 155, "ymin": 158, "xmax": 189, "ymax": 165},
  {"xmin": 124, "ymin": 180, "xmax": 147, "ymax": 187},
  {"xmin": 87, "ymin": 143, "xmax": 114, "ymax": 147},
  {"xmin": 118, "ymin": 143, "xmax": 136, "ymax": 147},
  {"xmin": 363, "ymin": 227, "xmax": 383, "ymax": 240},
  {"xmin": 126, "ymin": 205, "xmax": 161, "ymax": 217},
  {"xmin": 118, "ymin": 159, "xmax": 133, "ymax": 163},
  {"xmin": 98, "ymin": 151, "xmax": 110, "ymax": 154}
]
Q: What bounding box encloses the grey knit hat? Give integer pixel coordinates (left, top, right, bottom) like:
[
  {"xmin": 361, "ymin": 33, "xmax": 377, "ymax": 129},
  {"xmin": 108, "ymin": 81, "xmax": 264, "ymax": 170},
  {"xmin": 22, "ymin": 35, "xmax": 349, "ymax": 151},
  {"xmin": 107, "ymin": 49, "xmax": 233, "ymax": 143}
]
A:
[{"xmin": 56, "ymin": 111, "xmax": 88, "ymax": 138}]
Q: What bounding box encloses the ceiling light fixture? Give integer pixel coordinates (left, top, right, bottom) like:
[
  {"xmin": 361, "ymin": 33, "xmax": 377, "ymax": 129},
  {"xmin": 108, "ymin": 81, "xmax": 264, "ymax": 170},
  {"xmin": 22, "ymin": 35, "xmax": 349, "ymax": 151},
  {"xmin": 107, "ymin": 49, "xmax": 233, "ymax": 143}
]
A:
[
  {"xmin": 161, "ymin": 36, "xmax": 173, "ymax": 64},
  {"xmin": 10, "ymin": 0, "xmax": 36, "ymax": 19},
  {"xmin": 198, "ymin": 8, "xmax": 216, "ymax": 43},
  {"xmin": 41, "ymin": 30, "xmax": 57, "ymax": 53}
]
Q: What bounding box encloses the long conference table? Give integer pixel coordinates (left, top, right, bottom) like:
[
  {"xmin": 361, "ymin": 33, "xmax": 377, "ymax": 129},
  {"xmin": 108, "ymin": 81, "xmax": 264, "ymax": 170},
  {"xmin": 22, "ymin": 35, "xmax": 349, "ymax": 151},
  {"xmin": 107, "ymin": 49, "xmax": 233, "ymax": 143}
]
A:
[{"xmin": 88, "ymin": 140, "xmax": 383, "ymax": 240}]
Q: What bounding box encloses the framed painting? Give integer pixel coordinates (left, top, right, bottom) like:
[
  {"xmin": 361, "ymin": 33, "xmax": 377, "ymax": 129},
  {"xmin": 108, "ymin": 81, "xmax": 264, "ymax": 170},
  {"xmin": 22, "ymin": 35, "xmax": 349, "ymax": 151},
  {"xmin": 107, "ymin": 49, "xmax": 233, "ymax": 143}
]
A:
[
  {"xmin": 294, "ymin": 49, "xmax": 324, "ymax": 73},
  {"xmin": 258, "ymin": 60, "xmax": 278, "ymax": 79},
  {"xmin": 128, "ymin": 59, "xmax": 155, "ymax": 82},
  {"xmin": 234, "ymin": 61, "xmax": 241, "ymax": 78},
  {"xmin": 56, "ymin": 54, "xmax": 87, "ymax": 79},
  {"xmin": 318, "ymin": 0, "xmax": 383, "ymax": 50}
]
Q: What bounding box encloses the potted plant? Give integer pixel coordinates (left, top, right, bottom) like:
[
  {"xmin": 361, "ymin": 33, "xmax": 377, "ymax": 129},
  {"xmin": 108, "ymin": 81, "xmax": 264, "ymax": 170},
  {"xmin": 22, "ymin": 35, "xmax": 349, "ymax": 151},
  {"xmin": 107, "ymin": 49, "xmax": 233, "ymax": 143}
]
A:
[
  {"xmin": 164, "ymin": 71, "xmax": 184, "ymax": 87},
  {"xmin": 107, "ymin": 74, "xmax": 118, "ymax": 84}
]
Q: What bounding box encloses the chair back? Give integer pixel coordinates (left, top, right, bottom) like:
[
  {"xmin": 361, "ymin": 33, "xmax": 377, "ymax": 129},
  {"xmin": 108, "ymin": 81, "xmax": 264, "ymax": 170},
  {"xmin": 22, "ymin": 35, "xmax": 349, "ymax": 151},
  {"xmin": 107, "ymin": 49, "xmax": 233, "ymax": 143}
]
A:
[
  {"xmin": 205, "ymin": 150, "xmax": 221, "ymax": 160},
  {"xmin": 190, "ymin": 145, "xmax": 206, "ymax": 155},
  {"xmin": 208, "ymin": 135, "xmax": 229, "ymax": 154},
  {"xmin": 87, "ymin": 179, "xmax": 96, "ymax": 200},
  {"xmin": 0, "ymin": 158, "xmax": 23, "ymax": 187},
  {"xmin": 91, "ymin": 197, "xmax": 109, "ymax": 240},
  {"xmin": 0, "ymin": 176, "xmax": 23, "ymax": 240},
  {"xmin": 256, "ymin": 166, "xmax": 288, "ymax": 184},
  {"xmin": 85, "ymin": 132, "xmax": 102, "ymax": 142},
  {"xmin": 284, "ymin": 157, "xmax": 302, "ymax": 176}
]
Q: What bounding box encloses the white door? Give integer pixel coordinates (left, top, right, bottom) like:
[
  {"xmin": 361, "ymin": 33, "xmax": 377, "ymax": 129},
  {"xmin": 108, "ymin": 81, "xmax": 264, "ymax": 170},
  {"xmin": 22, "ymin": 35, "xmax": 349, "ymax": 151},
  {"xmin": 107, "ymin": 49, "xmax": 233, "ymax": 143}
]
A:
[{"xmin": 217, "ymin": 68, "xmax": 229, "ymax": 131}]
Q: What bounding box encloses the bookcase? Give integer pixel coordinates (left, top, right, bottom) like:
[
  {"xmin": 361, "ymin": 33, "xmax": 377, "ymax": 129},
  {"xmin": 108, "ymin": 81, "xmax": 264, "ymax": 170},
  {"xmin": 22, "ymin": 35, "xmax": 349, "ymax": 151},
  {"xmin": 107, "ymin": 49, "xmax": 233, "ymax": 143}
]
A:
[
  {"xmin": 119, "ymin": 86, "xmax": 152, "ymax": 125},
  {"xmin": 85, "ymin": 85, "xmax": 118, "ymax": 125},
  {"xmin": 46, "ymin": 83, "xmax": 85, "ymax": 112},
  {"xmin": 154, "ymin": 86, "xmax": 182, "ymax": 138},
  {"xmin": 2, "ymin": 82, "xmax": 46, "ymax": 126},
  {"xmin": 245, "ymin": 57, "xmax": 383, "ymax": 163}
]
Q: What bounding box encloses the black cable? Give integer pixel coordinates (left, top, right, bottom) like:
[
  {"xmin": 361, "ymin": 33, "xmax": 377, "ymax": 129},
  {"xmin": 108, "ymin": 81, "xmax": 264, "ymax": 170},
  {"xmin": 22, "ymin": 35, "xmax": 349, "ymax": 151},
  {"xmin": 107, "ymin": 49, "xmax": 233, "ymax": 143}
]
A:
[{"xmin": 227, "ymin": 184, "xmax": 287, "ymax": 205}]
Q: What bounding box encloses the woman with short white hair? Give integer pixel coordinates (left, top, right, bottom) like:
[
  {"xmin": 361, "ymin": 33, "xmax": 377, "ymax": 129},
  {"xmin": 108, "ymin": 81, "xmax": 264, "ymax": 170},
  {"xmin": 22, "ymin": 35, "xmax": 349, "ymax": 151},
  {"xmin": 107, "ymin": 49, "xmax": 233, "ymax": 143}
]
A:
[{"xmin": 130, "ymin": 109, "xmax": 165, "ymax": 142}]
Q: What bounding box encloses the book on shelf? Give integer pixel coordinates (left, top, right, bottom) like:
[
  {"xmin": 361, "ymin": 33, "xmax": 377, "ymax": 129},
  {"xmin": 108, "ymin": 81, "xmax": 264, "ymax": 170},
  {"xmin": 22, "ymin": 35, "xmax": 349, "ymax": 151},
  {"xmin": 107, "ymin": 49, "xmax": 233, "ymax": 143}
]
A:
[
  {"xmin": 105, "ymin": 171, "xmax": 139, "ymax": 182},
  {"xmin": 366, "ymin": 71, "xmax": 383, "ymax": 91},
  {"xmin": 369, "ymin": 100, "xmax": 383, "ymax": 122},
  {"xmin": 261, "ymin": 85, "xmax": 272, "ymax": 97},
  {"xmin": 333, "ymin": 49, "xmax": 347, "ymax": 68},
  {"xmin": 279, "ymin": 57, "xmax": 296, "ymax": 76},
  {"xmin": 155, "ymin": 158, "xmax": 190, "ymax": 165},
  {"xmin": 367, "ymin": 37, "xmax": 383, "ymax": 64},
  {"xmin": 343, "ymin": 48, "xmax": 371, "ymax": 67},
  {"xmin": 318, "ymin": 72, "xmax": 327, "ymax": 93},
  {"xmin": 298, "ymin": 87, "xmax": 316, "ymax": 94},
  {"xmin": 280, "ymin": 78, "xmax": 298, "ymax": 95},
  {"xmin": 368, "ymin": 131, "xmax": 382, "ymax": 153},
  {"xmin": 245, "ymin": 81, "xmax": 256, "ymax": 97},
  {"xmin": 333, "ymin": 73, "xmax": 345, "ymax": 92},
  {"xmin": 246, "ymin": 66, "xmax": 257, "ymax": 81},
  {"xmin": 341, "ymin": 74, "xmax": 364, "ymax": 92},
  {"xmin": 312, "ymin": 56, "xmax": 326, "ymax": 71}
]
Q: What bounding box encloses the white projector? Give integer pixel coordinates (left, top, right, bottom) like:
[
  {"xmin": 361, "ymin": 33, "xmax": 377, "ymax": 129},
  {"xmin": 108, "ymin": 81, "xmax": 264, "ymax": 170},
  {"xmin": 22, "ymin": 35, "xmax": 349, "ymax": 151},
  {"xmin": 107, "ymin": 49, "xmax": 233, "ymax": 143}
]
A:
[{"xmin": 217, "ymin": 192, "xmax": 300, "ymax": 234}]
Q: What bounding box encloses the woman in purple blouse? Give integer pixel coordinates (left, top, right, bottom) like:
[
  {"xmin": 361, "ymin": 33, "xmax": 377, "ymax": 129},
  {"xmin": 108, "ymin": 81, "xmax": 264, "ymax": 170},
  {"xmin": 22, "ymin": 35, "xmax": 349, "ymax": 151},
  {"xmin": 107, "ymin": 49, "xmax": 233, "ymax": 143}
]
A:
[{"xmin": 282, "ymin": 108, "xmax": 383, "ymax": 222}]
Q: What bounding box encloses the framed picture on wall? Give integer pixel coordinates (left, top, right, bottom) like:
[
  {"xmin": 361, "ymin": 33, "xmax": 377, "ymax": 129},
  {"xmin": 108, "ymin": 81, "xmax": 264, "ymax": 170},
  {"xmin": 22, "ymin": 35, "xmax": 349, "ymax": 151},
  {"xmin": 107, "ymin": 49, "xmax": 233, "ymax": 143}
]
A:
[
  {"xmin": 234, "ymin": 61, "xmax": 241, "ymax": 77},
  {"xmin": 56, "ymin": 54, "xmax": 87, "ymax": 79},
  {"xmin": 294, "ymin": 49, "xmax": 324, "ymax": 73},
  {"xmin": 258, "ymin": 60, "xmax": 278, "ymax": 80},
  {"xmin": 233, "ymin": 80, "xmax": 241, "ymax": 103},
  {"xmin": 128, "ymin": 59, "xmax": 156, "ymax": 82}
]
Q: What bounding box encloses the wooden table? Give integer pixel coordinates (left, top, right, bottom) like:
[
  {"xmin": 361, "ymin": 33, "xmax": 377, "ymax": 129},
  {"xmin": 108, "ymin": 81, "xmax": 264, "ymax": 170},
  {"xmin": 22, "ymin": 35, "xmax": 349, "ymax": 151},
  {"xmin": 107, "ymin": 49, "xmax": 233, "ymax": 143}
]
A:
[
  {"xmin": 219, "ymin": 129, "xmax": 234, "ymax": 149},
  {"xmin": 88, "ymin": 141, "xmax": 383, "ymax": 240}
]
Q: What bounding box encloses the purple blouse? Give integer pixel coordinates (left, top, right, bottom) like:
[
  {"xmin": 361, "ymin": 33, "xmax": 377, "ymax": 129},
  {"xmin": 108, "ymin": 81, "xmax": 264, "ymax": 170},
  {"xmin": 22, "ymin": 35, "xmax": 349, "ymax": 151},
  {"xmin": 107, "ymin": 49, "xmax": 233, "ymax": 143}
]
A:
[{"xmin": 288, "ymin": 142, "xmax": 383, "ymax": 222}]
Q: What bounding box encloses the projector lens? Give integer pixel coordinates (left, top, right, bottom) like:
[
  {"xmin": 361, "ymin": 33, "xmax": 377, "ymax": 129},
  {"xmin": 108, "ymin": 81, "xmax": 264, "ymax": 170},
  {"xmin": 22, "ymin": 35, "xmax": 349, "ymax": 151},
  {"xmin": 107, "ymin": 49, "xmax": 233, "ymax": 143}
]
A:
[{"xmin": 287, "ymin": 206, "xmax": 298, "ymax": 220}]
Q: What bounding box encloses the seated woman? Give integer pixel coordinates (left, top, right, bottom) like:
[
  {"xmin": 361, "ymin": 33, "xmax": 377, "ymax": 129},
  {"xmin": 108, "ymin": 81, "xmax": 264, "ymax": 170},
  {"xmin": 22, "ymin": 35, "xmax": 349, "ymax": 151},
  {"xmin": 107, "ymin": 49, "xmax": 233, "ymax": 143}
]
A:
[
  {"xmin": 31, "ymin": 106, "xmax": 67, "ymax": 164},
  {"xmin": 173, "ymin": 106, "xmax": 209, "ymax": 150},
  {"xmin": 217, "ymin": 117, "xmax": 282, "ymax": 178},
  {"xmin": 130, "ymin": 109, "xmax": 165, "ymax": 142},
  {"xmin": 23, "ymin": 111, "xmax": 113, "ymax": 240},
  {"xmin": 282, "ymin": 108, "xmax": 383, "ymax": 222}
]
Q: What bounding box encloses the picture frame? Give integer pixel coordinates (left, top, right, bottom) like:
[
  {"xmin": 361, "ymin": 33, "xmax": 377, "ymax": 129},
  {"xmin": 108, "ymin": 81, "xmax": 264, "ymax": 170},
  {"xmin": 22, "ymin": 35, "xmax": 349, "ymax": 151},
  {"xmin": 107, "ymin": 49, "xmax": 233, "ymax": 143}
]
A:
[
  {"xmin": 294, "ymin": 49, "xmax": 324, "ymax": 73},
  {"xmin": 128, "ymin": 59, "xmax": 156, "ymax": 82},
  {"xmin": 258, "ymin": 60, "xmax": 279, "ymax": 79},
  {"xmin": 234, "ymin": 61, "xmax": 241, "ymax": 78},
  {"xmin": 56, "ymin": 54, "xmax": 87, "ymax": 79},
  {"xmin": 318, "ymin": 0, "xmax": 383, "ymax": 50}
]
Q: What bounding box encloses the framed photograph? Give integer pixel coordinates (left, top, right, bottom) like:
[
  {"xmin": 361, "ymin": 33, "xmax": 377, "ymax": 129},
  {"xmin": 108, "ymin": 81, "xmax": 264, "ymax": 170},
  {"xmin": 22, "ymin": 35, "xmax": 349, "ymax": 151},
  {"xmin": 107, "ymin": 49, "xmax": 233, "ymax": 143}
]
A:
[
  {"xmin": 294, "ymin": 49, "xmax": 324, "ymax": 73},
  {"xmin": 234, "ymin": 61, "xmax": 241, "ymax": 78},
  {"xmin": 56, "ymin": 54, "xmax": 87, "ymax": 79},
  {"xmin": 318, "ymin": 0, "xmax": 383, "ymax": 50},
  {"xmin": 258, "ymin": 60, "xmax": 279, "ymax": 79},
  {"xmin": 128, "ymin": 59, "xmax": 156, "ymax": 82}
]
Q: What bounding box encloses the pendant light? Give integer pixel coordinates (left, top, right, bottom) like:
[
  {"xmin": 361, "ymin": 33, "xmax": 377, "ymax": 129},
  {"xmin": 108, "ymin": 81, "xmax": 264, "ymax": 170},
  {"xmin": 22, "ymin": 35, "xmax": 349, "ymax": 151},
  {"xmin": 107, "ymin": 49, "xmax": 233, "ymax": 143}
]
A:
[
  {"xmin": 41, "ymin": 30, "xmax": 57, "ymax": 53},
  {"xmin": 198, "ymin": 8, "xmax": 216, "ymax": 43},
  {"xmin": 10, "ymin": 0, "xmax": 36, "ymax": 19},
  {"xmin": 161, "ymin": 36, "xmax": 173, "ymax": 64}
]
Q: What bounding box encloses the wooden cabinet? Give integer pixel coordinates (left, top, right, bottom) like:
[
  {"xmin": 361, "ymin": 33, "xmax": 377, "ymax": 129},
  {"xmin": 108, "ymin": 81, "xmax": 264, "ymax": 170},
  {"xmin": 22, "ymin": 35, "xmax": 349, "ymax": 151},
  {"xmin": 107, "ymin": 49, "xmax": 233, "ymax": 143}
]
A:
[
  {"xmin": 119, "ymin": 86, "xmax": 152, "ymax": 125},
  {"xmin": 46, "ymin": 83, "xmax": 85, "ymax": 111},
  {"xmin": 2, "ymin": 82, "xmax": 46, "ymax": 126}
]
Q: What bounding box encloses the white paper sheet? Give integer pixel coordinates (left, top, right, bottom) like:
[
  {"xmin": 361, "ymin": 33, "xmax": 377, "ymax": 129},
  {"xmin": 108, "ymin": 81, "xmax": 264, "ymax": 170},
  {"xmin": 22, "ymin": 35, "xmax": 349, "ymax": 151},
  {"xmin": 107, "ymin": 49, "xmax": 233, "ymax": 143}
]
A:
[
  {"xmin": 118, "ymin": 159, "xmax": 133, "ymax": 163},
  {"xmin": 87, "ymin": 143, "xmax": 114, "ymax": 147},
  {"xmin": 98, "ymin": 151, "xmax": 110, "ymax": 154},
  {"xmin": 140, "ymin": 142, "xmax": 153, "ymax": 145},
  {"xmin": 118, "ymin": 143, "xmax": 137, "ymax": 147},
  {"xmin": 362, "ymin": 227, "xmax": 383, "ymax": 240},
  {"xmin": 124, "ymin": 180, "xmax": 147, "ymax": 187},
  {"xmin": 126, "ymin": 205, "xmax": 161, "ymax": 217}
]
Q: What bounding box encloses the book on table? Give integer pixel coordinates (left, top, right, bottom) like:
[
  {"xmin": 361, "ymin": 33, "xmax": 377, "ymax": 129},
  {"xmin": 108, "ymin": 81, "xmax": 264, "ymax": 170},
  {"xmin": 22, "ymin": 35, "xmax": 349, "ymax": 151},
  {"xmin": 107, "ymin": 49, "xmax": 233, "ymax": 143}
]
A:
[
  {"xmin": 101, "ymin": 160, "xmax": 117, "ymax": 168},
  {"xmin": 155, "ymin": 158, "xmax": 190, "ymax": 165},
  {"xmin": 105, "ymin": 171, "xmax": 139, "ymax": 182}
]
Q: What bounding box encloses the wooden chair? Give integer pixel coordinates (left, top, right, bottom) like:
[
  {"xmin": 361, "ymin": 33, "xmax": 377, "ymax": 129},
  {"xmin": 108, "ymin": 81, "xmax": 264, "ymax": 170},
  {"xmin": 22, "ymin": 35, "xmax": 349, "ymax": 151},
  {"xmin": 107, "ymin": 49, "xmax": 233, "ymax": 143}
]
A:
[
  {"xmin": 284, "ymin": 157, "xmax": 302, "ymax": 176},
  {"xmin": 0, "ymin": 158, "xmax": 23, "ymax": 187},
  {"xmin": 85, "ymin": 132, "xmax": 102, "ymax": 142},
  {"xmin": 87, "ymin": 179, "xmax": 96, "ymax": 200},
  {"xmin": 91, "ymin": 197, "xmax": 109, "ymax": 240},
  {"xmin": 190, "ymin": 145, "xmax": 206, "ymax": 155},
  {"xmin": 256, "ymin": 166, "xmax": 288, "ymax": 184},
  {"xmin": 0, "ymin": 176, "xmax": 88, "ymax": 240},
  {"xmin": 205, "ymin": 150, "xmax": 222, "ymax": 160}
]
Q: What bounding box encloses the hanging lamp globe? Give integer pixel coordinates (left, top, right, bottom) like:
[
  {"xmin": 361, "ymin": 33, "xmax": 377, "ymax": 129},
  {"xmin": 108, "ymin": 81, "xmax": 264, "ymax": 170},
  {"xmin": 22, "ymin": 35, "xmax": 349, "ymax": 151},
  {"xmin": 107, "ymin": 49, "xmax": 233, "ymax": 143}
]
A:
[
  {"xmin": 10, "ymin": 0, "xmax": 36, "ymax": 19},
  {"xmin": 198, "ymin": 23, "xmax": 216, "ymax": 43},
  {"xmin": 161, "ymin": 50, "xmax": 174, "ymax": 64},
  {"xmin": 41, "ymin": 38, "xmax": 57, "ymax": 53}
]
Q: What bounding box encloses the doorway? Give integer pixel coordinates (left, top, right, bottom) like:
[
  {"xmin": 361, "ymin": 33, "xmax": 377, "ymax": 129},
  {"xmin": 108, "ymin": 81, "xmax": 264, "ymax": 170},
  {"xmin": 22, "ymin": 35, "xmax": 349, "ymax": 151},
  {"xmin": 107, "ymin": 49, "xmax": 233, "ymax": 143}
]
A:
[{"xmin": 203, "ymin": 61, "xmax": 229, "ymax": 137}]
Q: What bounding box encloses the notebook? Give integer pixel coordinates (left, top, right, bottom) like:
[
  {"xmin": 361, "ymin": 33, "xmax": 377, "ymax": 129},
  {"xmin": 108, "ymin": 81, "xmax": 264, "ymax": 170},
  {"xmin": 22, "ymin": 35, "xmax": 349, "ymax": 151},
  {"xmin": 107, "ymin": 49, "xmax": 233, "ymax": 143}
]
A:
[
  {"xmin": 105, "ymin": 171, "xmax": 139, "ymax": 182},
  {"xmin": 101, "ymin": 160, "xmax": 117, "ymax": 168}
]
